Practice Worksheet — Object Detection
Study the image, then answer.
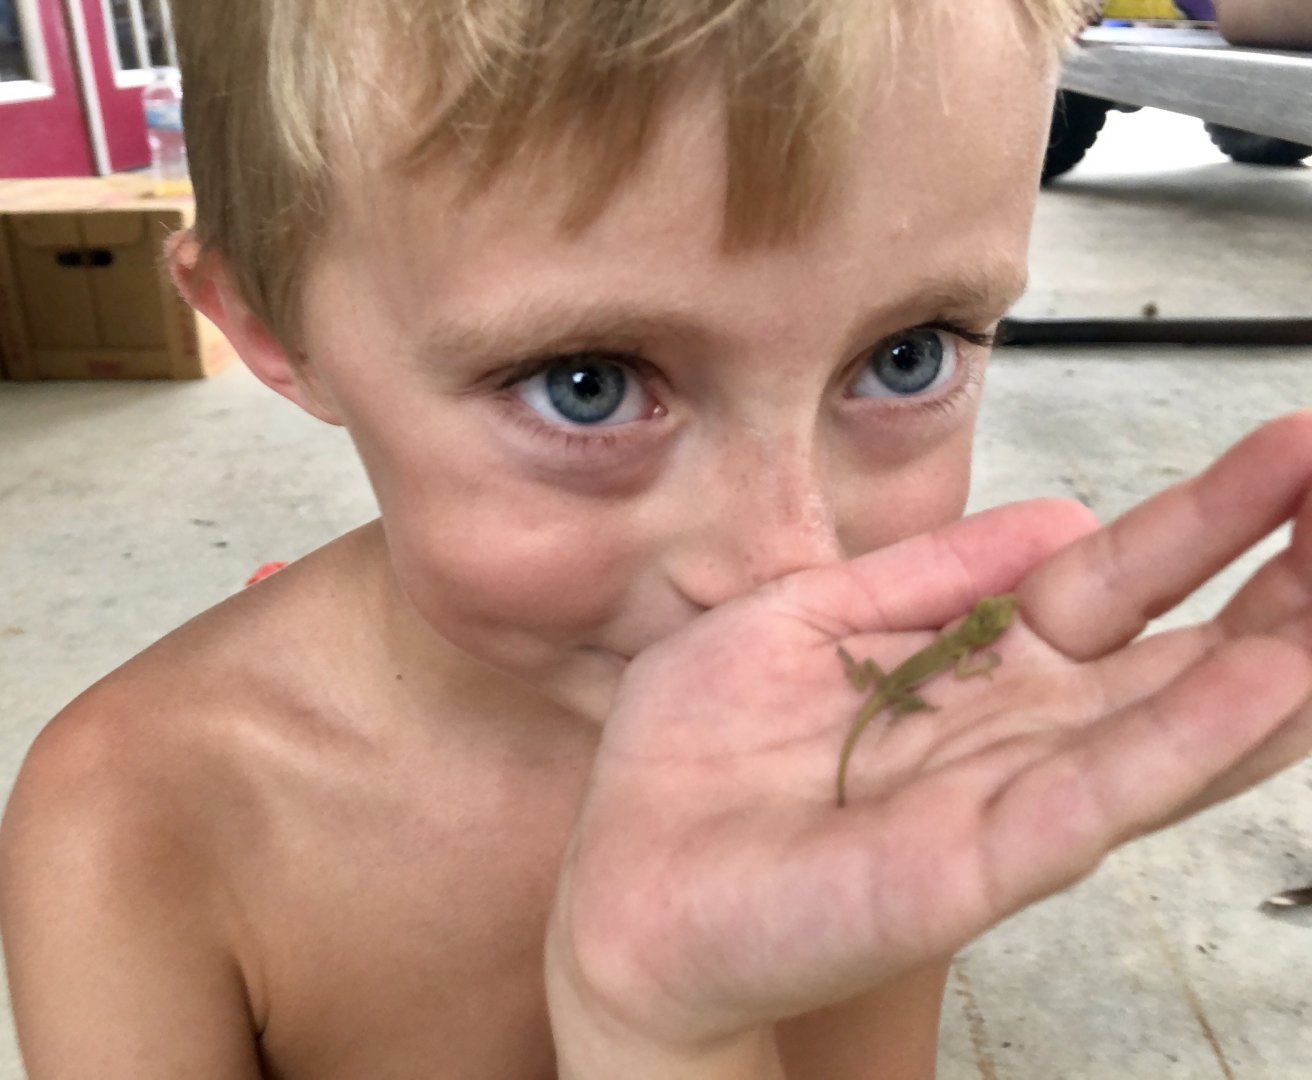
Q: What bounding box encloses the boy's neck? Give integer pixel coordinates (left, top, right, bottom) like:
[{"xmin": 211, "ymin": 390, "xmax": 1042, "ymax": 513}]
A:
[{"xmin": 349, "ymin": 522, "xmax": 594, "ymax": 744}]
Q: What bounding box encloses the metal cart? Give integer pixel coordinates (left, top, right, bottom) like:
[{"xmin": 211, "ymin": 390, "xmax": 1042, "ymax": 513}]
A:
[
  {"xmin": 1003, "ymin": 25, "xmax": 1312, "ymax": 348},
  {"xmin": 1066, "ymin": 26, "xmax": 1312, "ymax": 149}
]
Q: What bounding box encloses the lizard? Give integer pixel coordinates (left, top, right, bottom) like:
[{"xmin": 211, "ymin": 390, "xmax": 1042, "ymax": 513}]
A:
[{"xmin": 835, "ymin": 594, "xmax": 1018, "ymax": 807}]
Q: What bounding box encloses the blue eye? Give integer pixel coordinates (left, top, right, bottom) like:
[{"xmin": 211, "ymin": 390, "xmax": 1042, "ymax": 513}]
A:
[
  {"xmin": 853, "ymin": 329, "xmax": 958, "ymax": 399},
  {"xmin": 515, "ymin": 354, "xmax": 649, "ymax": 426}
]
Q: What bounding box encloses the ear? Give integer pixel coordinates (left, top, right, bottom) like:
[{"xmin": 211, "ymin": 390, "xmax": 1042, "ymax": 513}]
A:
[{"xmin": 166, "ymin": 230, "xmax": 343, "ymax": 426}]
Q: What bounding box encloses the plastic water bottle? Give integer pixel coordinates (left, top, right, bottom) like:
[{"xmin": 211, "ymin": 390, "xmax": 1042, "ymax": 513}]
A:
[{"xmin": 142, "ymin": 67, "xmax": 189, "ymax": 196}]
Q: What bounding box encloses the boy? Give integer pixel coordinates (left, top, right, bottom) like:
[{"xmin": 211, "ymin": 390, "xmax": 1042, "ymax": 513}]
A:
[{"xmin": 5, "ymin": 1, "xmax": 1312, "ymax": 1077}]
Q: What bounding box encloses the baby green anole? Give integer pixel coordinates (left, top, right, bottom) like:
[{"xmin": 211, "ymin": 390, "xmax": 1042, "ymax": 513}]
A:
[{"xmin": 835, "ymin": 595, "xmax": 1018, "ymax": 807}]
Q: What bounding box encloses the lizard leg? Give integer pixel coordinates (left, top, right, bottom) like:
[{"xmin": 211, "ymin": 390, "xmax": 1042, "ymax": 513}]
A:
[
  {"xmin": 838, "ymin": 646, "xmax": 885, "ymax": 692},
  {"xmin": 892, "ymin": 694, "xmax": 932, "ymax": 717},
  {"xmin": 956, "ymin": 650, "xmax": 1002, "ymax": 680}
]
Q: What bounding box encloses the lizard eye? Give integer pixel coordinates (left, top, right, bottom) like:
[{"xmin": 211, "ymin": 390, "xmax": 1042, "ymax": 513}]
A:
[{"xmin": 852, "ymin": 329, "xmax": 957, "ymax": 399}]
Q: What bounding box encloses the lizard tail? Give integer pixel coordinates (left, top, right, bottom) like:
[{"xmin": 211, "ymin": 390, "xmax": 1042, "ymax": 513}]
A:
[{"xmin": 835, "ymin": 695, "xmax": 884, "ymax": 808}]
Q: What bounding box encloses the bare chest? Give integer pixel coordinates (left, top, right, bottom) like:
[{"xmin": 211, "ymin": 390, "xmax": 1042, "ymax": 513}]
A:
[{"xmin": 236, "ymin": 736, "xmax": 586, "ymax": 1080}]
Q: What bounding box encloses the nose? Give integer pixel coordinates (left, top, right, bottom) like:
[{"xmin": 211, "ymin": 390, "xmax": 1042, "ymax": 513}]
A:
[{"xmin": 667, "ymin": 432, "xmax": 845, "ymax": 610}]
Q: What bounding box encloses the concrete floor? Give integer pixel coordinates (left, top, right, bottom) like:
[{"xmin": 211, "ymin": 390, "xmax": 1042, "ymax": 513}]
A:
[{"xmin": 1, "ymin": 108, "xmax": 1310, "ymax": 1077}]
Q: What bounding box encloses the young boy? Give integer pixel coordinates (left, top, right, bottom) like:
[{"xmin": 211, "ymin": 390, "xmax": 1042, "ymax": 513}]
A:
[{"xmin": 5, "ymin": 1, "xmax": 1312, "ymax": 1077}]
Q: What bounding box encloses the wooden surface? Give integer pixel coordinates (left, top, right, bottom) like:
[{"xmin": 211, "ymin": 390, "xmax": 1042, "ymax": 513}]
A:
[{"xmin": 0, "ymin": 175, "xmax": 193, "ymax": 215}]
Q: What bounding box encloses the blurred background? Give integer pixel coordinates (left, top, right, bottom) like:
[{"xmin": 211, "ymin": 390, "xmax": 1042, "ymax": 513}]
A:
[{"xmin": 2, "ymin": 2, "xmax": 1311, "ymax": 1078}]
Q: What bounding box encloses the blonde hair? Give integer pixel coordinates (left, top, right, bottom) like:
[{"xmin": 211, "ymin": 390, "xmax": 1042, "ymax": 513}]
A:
[{"xmin": 173, "ymin": 0, "xmax": 1090, "ymax": 347}]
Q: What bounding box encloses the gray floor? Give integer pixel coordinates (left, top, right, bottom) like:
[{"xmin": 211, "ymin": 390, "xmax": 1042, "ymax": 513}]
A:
[{"xmin": 1, "ymin": 109, "xmax": 1310, "ymax": 1077}]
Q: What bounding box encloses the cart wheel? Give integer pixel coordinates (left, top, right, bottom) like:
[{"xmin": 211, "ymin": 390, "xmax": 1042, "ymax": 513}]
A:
[
  {"xmin": 1204, "ymin": 123, "xmax": 1312, "ymax": 167},
  {"xmin": 1042, "ymin": 91, "xmax": 1112, "ymax": 184}
]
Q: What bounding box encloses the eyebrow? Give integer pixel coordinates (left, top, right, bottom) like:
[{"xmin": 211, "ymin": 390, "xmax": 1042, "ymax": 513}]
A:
[
  {"xmin": 917, "ymin": 262, "xmax": 1030, "ymax": 323},
  {"xmin": 418, "ymin": 301, "xmax": 707, "ymax": 365},
  {"xmin": 417, "ymin": 262, "xmax": 1030, "ymax": 363}
]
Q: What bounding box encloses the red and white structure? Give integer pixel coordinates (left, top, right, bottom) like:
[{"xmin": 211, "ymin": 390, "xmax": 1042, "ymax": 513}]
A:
[{"xmin": 1, "ymin": 0, "xmax": 177, "ymax": 178}]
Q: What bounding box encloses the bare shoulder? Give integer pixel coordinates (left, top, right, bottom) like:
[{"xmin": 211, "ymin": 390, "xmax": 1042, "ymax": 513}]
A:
[
  {"xmin": 0, "ymin": 592, "xmax": 285, "ymax": 1077},
  {"xmin": 0, "ymin": 659, "xmax": 247, "ymax": 1004},
  {"xmin": 0, "ymin": 528, "xmax": 398, "ymax": 1076},
  {"xmin": 2, "ymin": 524, "xmax": 595, "ymax": 1076},
  {"xmin": 2, "ymin": 524, "xmax": 387, "ymax": 873},
  {"xmin": 2, "ymin": 596, "xmax": 265, "ymax": 903},
  {"xmin": 1, "ymin": 672, "xmax": 213, "ymax": 873}
]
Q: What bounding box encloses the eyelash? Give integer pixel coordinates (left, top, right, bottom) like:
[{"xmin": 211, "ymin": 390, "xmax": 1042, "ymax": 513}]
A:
[
  {"xmin": 492, "ymin": 319, "xmax": 996, "ymax": 454},
  {"xmin": 927, "ymin": 320, "xmax": 997, "ymax": 351},
  {"xmin": 491, "ymin": 351, "xmax": 661, "ymax": 459},
  {"xmin": 856, "ymin": 320, "xmax": 993, "ymax": 413}
]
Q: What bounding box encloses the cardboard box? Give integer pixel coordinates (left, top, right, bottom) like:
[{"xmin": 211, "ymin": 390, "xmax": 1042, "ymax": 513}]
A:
[{"xmin": 0, "ymin": 176, "xmax": 236, "ymax": 380}]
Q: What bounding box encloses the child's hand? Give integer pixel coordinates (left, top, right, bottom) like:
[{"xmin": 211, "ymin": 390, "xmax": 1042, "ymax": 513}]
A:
[{"xmin": 546, "ymin": 413, "xmax": 1312, "ymax": 1079}]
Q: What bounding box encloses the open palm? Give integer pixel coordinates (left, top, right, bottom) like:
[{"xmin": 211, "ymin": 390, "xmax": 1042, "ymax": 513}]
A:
[{"xmin": 548, "ymin": 413, "xmax": 1312, "ymax": 1051}]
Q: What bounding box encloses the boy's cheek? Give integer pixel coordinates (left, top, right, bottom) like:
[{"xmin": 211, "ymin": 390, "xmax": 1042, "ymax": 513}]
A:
[
  {"xmin": 838, "ymin": 422, "xmax": 976, "ymax": 556},
  {"xmin": 380, "ymin": 491, "xmax": 641, "ymax": 652},
  {"xmin": 353, "ymin": 383, "xmax": 980, "ymax": 707},
  {"xmin": 381, "ymin": 430, "xmax": 974, "ymax": 636}
]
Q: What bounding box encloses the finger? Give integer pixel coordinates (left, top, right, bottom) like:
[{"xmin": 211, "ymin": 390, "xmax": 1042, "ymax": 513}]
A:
[
  {"xmin": 776, "ymin": 498, "xmax": 1097, "ymax": 638},
  {"xmin": 1088, "ymin": 623, "xmax": 1221, "ymax": 716},
  {"xmin": 984, "ymin": 634, "xmax": 1312, "ymax": 914},
  {"xmin": 1084, "ymin": 485, "xmax": 1312, "ymax": 718},
  {"xmin": 1165, "ymin": 709, "xmax": 1312, "ymax": 826},
  {"xmin": 1019, "ymin": 412, "xmax": 1312, "ymax": 660},
  {"xmin": 1012, "ymin": 611, "xmax": 1312, "ymax": 818},
  {"xmin": 1165, "ymin": 610, "xmax": 1312, "ymax": 820},
  {"xmin": 1090, "ymin": 633, "xmax": 1312, "ymax": 825},
  {"xmin": 1217, "ymin": 491, "xmax": 1312, "ymax": 635},
  {"xmin": 1086, "ymin": 484, "xmax": 1312, "ymax": 716},
  {"xmin": 770, "ymin": 637, "xmax": 1312, "ymax": 995}
]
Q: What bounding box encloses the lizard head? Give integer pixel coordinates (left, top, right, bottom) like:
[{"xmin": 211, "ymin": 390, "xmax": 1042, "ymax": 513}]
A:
[{"xmin": 960, "ymin": 594, "xmax": 1018, "ymax": 645}]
